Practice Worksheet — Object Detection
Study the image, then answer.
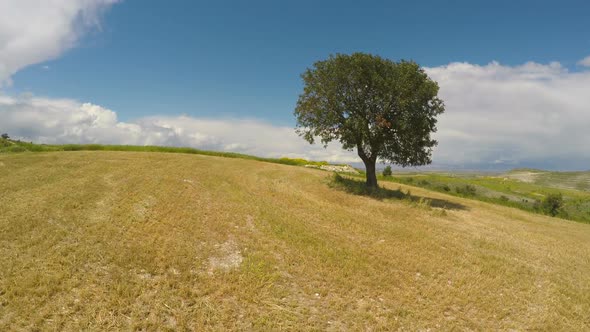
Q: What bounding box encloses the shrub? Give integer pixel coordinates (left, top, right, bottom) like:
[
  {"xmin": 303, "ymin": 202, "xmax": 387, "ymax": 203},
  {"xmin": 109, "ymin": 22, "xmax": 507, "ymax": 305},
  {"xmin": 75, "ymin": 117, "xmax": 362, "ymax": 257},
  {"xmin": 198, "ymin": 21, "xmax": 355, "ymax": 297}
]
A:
[
  {"xmin": 440, "ymin": 184, "xmax": 451, "ymax": 192},
  {"xmin": 1, "ymin": 133, "xmax": 9, "ymax": 139},
  {"xmin": 278, "ymin": 157, "xmax": 329, "ymax": 167},
  {"xmin": 455, "ymin": 184, "xmax": 477, "ymax": 196},
  {"xmin": 7, "ymin": 145, "xmax": 27, "ymax": 153},
  {"xmin": 499, "ymin": 195, "xmax": 509, "ymax": 202},
  {"xmin": 382, "ymin": 165, "xmax": 392, "ymax": 177},
  {"xmin": 418, "ymin": 179, "xmax": 430, "ymax": 186},
  {"xmin": 540, "ymin": 193, "xmax": 563, "ymax": 217}
]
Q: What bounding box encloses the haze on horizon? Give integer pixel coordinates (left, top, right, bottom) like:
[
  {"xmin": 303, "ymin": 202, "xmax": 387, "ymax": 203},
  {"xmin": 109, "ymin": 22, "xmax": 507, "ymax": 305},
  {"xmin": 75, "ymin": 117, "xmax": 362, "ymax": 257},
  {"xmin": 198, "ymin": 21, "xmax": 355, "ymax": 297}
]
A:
[{"xmin": 1, "ymin": 0, "xmax": 589, "ymax": 171}]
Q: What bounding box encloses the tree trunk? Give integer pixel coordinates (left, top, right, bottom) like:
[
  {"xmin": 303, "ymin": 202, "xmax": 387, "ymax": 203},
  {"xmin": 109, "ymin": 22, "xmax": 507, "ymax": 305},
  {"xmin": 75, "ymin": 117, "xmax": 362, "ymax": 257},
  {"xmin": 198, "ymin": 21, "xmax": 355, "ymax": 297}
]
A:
[
  {"xmin": 357, "ymin": 144, "xmax": 378, "ymax": 189},
  {"xmin": 363, "ymin": 158, "xmax": 378, "ymax": 189}
]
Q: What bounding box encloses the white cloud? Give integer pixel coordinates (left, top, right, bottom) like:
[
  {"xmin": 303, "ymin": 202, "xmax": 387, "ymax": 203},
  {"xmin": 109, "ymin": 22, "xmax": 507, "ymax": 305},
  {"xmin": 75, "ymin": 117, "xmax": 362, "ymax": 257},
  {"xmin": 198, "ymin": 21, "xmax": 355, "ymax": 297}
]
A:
[
  {"xmin": 0, "ymin": 0, "xmax": 118, "ymax": 85},
  {"xmin": 578, "ymin": 56, "xmax": 590, "ymax": 67},
  {"xmin": 0, "ymin": 94, "xmax": 358, "ymax": 163},
  {"xmin": 3, "ymin": 59, "xmax": 590, "ymax": 169},
  {"xmin": 426, "ymin": 61, "xmax": 590, "ymax": 169}
]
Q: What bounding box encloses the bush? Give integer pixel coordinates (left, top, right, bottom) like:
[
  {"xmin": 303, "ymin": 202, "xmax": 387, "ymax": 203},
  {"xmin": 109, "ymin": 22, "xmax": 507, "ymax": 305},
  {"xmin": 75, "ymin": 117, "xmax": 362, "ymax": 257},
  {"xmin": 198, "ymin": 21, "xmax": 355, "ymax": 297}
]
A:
[
  {"xmin": 499, "ymin": 195, "xmax": 509, "ymax": 202},
  {"xmin": 455, "ymin": 184, "xmax": 477, "ymax": 196},
  {"xmin": 418, "ymin": 179, "xmax": 430, "ymax": 186},
  {"xmin": 278, "ymin": 157, "xmax": 329, "ymax": 167},
  {"xmin": 1, "ymin": 133, "xmax": 9, "ymax": 139},
  {"xmin": 382, "ymin": 165, "xmax": 392, "ymax": 177},
  {"xmin": 440, "ymin": 184, "xmax": 451, "ymax": 192},
  {"xmin": 540, "ymin": 193, "xmax": 563, "ymax": 217},
  {"xmin": 6, "ymin": 145, "xmax": 27, "ymax": 153}
]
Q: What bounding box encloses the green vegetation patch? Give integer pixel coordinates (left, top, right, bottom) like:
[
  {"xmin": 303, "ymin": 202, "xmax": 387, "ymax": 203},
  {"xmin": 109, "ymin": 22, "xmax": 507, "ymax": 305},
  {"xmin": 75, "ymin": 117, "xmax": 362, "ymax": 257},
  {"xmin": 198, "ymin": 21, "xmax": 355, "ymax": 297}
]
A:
[
  {"xmin": 354, "ymin": 172, "xmax": 590, "ymax": 224},
  {"xmin": 0, "ymin": 138, "xmax": 332, "ymax": 168}
]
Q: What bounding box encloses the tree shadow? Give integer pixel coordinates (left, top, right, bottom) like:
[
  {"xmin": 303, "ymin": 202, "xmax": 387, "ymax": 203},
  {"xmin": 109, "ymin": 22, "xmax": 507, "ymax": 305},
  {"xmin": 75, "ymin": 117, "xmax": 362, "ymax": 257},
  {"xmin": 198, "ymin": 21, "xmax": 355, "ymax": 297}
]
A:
[{"xmin": 329, "ymin": 174, "xmax": 468, "ymax": 211}]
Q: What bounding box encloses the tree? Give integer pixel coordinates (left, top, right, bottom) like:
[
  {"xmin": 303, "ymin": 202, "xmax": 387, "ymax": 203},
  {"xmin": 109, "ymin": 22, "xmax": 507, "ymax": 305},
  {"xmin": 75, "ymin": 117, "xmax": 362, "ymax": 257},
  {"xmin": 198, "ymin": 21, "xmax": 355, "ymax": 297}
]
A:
[
  {"xmin": 294, "ymin": 53, "xmax": 445, "ymax": 188},
  {"xmin": 382, "ymin": 165, "xmax": 392, "ymax": 177},
  {"xmin": 1, "ymin": 133, "xmax": 8, "ymax": 140},
  {"xmin": 540, "ymin": 193, "xmax": 563, "ymax": 217}
]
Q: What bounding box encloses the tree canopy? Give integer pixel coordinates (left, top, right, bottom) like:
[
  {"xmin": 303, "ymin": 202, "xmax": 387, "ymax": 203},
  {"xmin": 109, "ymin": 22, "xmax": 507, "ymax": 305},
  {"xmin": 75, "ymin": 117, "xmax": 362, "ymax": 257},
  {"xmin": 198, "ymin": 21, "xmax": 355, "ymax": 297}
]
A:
[{"xmin": 294, "ymin": 53, "xmax": 445, "ymax": 188}]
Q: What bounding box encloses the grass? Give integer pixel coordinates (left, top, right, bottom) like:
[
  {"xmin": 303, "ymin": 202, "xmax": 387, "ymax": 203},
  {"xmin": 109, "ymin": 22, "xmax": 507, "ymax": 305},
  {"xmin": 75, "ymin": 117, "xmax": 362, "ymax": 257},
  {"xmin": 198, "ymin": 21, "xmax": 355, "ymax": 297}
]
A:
[
  {"xmin": 506, "ymin": 169, "xmax": 590, "ymax": 192},
  {"xmin": 1, "ymin": 151, "xmax": 590, "ymax": 330},
  {"xmin": 0, "ymin": 138, "xmax": 332, "ymax": 167},
  {"xmin": 372, "ymin": 171, "xmax": 590, "ymax": 224},
  {"xmin": 330, "ymin": 173, "xmax": 466, "ymax": 211}
]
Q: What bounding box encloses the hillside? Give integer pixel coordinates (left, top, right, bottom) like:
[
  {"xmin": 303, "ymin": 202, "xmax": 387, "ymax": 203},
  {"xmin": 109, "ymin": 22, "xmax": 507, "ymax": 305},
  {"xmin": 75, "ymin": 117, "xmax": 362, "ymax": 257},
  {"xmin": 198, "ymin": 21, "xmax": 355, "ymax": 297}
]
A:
[
  {"xmin": 505, "ymin": 169, "xmax": 590, "ymax": 192},
  {"xmin": 1, "ymin": 151, "xmax": 590, "ymax": 330},
  {"xmin": 375, "ymin": 172, "xmax": 590, "ymax": 224}
]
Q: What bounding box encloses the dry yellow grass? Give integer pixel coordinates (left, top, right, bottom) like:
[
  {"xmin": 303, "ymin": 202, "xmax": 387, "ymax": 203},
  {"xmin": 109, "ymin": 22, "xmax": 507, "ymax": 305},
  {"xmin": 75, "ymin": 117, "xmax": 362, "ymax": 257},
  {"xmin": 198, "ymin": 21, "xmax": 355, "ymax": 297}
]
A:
[{"xmin": 1, "ymin": 151, "xmax": 589, "ymax": 330}]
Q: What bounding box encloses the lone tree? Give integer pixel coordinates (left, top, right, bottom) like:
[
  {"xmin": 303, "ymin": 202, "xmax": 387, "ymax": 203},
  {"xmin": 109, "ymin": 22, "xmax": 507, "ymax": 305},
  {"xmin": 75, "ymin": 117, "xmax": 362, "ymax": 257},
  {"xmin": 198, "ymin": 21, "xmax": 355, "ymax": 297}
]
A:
[
  {"xmin": 295, "ymin": 53, "xmax": 445, "ymax": 188},
  {"xmin": 382, "ymin": 165, "xmax": 392, "ymax": 177}
]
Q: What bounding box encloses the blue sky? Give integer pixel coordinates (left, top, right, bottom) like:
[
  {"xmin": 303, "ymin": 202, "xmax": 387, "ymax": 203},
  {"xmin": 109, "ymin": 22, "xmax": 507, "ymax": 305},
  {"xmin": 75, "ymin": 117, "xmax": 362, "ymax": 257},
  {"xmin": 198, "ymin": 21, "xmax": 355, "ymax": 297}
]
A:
[
  {"xmin": 8, "ymin": 0, "xmax": 590, "ymax": 123},
  {"xmin": 1, "ymin": 0, "xmax": 590, "ymax": 169}
]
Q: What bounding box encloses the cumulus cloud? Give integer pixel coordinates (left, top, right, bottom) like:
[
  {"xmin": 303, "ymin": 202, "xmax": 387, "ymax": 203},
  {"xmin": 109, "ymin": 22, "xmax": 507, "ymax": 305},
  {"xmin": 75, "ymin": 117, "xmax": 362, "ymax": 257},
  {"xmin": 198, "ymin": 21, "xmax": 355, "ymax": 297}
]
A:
[
  {"xmin": 0, "ymin": 94, "xmax": 358, "ymax": 163},
  {"xmin": 2, "ymin": 57, "xmax": 590, "ymax": 168},
  {"xmin": 578, "ymin": 56, "xmax": 590, "ymax": 67},
  {"xmin": 0, "ymin": 0, "xmax": 118, "ymax": 85},
  {"xmin": 426, "ymin": 60, "xmax": 590, "ymax": 170}
]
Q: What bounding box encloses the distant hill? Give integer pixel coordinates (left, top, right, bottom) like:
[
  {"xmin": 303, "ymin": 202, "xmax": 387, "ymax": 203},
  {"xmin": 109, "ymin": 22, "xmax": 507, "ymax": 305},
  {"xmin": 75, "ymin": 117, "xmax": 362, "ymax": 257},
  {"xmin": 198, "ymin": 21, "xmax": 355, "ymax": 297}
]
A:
[{"xmin": 504, "ymin": 169, "xmax": 590, "ymax": 192}]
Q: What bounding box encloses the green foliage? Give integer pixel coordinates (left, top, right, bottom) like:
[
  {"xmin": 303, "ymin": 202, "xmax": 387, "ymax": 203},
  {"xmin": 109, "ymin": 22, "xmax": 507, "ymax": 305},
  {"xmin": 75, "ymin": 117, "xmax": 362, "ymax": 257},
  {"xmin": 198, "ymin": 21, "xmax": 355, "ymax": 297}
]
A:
[
  {"xmin": 5, "ymin": 145, "xmax": 27, "ymax": 152},
  {"xmin": 294, "ymin": 53, "xmax": 445, "ymax": 187},
  {"xmin": 278, "ymin": 157, "xmax": 329, "ymax": 167},
  {"xmin": 382, "ymin": 165, "xmax": 392, "ymax": 177},
  {"xmin": 1, "ymin": 133, "xmax": 9, "ymax": 139},
  {"xmin": 455, "ymin": 184, "xmax": 477, "ymax": 196},
  {"xmin": 418, "ymin": 179, "xmax": 430, "ymax": 186},
  {"xmin": 440, "ymin": 184, "xmax": 451, "ymax": 192},
  {"xmin": 540, "ymin": 193, "xmax": 564, "ymax": 217}
]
